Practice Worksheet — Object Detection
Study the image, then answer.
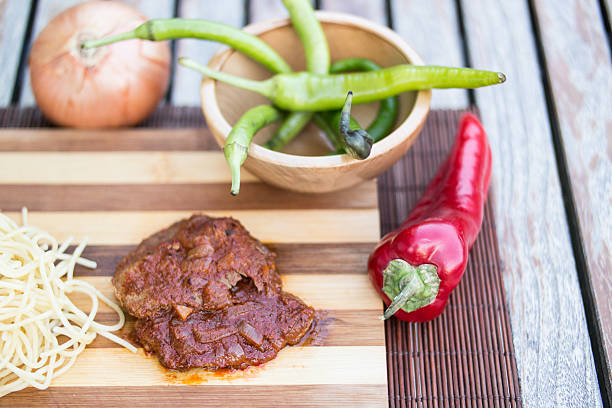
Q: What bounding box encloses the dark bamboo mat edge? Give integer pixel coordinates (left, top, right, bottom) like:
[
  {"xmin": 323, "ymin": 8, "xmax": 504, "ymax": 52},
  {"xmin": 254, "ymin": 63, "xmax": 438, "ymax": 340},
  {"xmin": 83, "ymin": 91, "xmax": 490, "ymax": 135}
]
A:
[
  {"xmin": 0, "ymin": 106, "xmax": 206, "ymax": 128},
  {"xmin": 0, "ymin": 106, "xmax": 522, "ymax": 407}
]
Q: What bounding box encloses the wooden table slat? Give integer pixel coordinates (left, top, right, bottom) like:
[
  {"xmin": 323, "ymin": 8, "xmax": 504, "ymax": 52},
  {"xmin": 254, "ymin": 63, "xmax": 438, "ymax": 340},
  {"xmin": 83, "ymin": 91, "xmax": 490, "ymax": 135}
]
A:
[
  {"xmin": 603, "ymin": 0, "xmax": 612, "ymax": 26},
  {"xmin": 462, "ymin": 0, "xmax": 602, "ymax": 406},
  {"xmin": 0, "ymin": 128, "xmax": 215, "ymax": 151},
  {"xmin": 533, "ymin": 0, "xmax": 612, "ymax": 392},
  {"xmin": 248, "ymin": 0, "xmax": 312, "ymax": 24},
  {"xmin": 62, "ymin": 274, "xmax": 384, "ymax": 312},
  {"xmin": 390, "ymin": 0, "xmax": 469, "ymax": 109},
  {"xmin": 2, "ymin": 209, "xmax": 379, "ymax": 245},
  {"xmin": 320, "ymin": 0, "xmax": 387, "ymax": 26},
  {"xmin": 0, "ymin": 0, "xmax": 32, "ymax": 106},
  {"xmin": 1, "ymin": 384, "xmax": 388, "ymax": 408},
  {"xmin": 0, "ymin": 182, "xmax": 379, "ymax": 211},
  {"xmin": 72, "ymin": 243, "xmax": 375, "ymax": 277},
  {"xmin": 172, "ymin": 0, "xmax": 245, "ymax": 105}
]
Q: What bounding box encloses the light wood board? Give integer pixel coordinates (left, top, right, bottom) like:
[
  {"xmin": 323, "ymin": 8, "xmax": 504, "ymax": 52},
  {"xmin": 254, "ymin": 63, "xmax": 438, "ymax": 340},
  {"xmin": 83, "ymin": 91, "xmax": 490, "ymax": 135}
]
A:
[{"xmin": 0, "ymin": 128, "xmax": 387, "ymax": 407}]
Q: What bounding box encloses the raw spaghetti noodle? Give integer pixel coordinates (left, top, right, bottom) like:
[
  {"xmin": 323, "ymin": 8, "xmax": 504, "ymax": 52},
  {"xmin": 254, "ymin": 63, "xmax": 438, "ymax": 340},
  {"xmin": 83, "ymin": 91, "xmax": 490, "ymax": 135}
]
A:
[{"xmin": 0, "ymin": 209, "xmax": 136, "ymax": 398}]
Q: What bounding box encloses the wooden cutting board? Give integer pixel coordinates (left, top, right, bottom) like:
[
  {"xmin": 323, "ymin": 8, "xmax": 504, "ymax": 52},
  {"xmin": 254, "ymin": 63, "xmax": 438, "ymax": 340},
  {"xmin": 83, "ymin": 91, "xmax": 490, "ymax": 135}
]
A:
[{"xmin": 0, "ymin": 128, "xmax": 387, "ymax": 407}]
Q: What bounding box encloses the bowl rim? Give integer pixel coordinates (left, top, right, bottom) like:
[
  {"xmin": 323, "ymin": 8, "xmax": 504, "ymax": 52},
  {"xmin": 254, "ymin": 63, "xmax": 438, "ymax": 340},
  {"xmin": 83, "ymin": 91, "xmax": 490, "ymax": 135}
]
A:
[{"xmin": 201, "ymin": 10, "xmax": 431, "ymax": 169}]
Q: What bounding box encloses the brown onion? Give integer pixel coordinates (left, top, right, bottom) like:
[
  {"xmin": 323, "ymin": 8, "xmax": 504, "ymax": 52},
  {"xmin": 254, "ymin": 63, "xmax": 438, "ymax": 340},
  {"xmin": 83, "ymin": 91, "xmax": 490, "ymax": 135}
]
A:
[{"xmin": 28, "ymin": 1, "xmax": 171, "ymax": 128}]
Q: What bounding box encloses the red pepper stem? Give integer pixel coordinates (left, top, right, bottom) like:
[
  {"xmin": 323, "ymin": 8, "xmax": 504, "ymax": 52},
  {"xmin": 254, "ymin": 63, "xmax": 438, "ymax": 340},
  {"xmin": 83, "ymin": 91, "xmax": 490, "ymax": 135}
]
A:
[
  {"xmin": 381, "ymin": 274, "xmax": 424, "ymax": 320},
  {"xmin": 380, "ymin": 259, "xmax": 440, "ymax": 320}
]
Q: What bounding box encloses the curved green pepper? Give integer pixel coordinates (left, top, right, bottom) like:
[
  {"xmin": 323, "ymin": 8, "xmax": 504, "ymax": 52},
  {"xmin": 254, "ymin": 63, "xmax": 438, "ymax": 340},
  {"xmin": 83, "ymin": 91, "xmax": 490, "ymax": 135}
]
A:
[
  {"xmin": 82, "ymin": 18, "xmax": 292, "ymax": 75},
  {"xmin": 223, "ymin": 105, "xmax": 281, "ymax": 195},
  {"xmin": 179, "ymin": 58, "xmax": 506, "ymax": 111},
  {"xmin": 263, "ymin": 0, "xmax": 330, "ymax": 151}
]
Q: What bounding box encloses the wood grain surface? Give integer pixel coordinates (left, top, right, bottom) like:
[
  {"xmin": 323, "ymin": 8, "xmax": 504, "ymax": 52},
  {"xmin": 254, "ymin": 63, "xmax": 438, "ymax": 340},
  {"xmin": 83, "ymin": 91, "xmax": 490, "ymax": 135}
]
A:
[
  {"xmin": 5, "ymin": 385, "xmax": 386, "ymax": 408},
  {"xmin": 0, "ymin": 183, "xmax": 378, "ymax": 211},
  {"xmin": 604, "ymin": 0, "xmax": 612, "ymax": 23},
  {"xmin": 321, "ymin": 0, "xmax": 387, "ymax": 25},
  {"xmin": 0, "ymin": 210, "xmax": 379, "ymax": 245},
  {"xmin": 0, "ymin": 0, "xmax": 31, "ymax": 106},
  {"xmin": 533, "ymin": 0, "xmax": 612, "ymax": 386},
  {"xmin": 0, "ymin": 128, "xmax": 215, "ymax": 151},
  {"xmin": 0, "ymin": 128, "xmax": 387, "ymax": 407},
  {"xmin": 249, "ymin": 0, "xmax": 313, "ymax": 23},
  {"xmin": 461, "ymin": 1, "xmax": 602, "ymax": 406},
  {"xmin": 173, "ymin": 0, "xmax": 244, "ymax": 105},
  {"xmin": 389, "ymin": 0, "xmax": 469, "ymax": 109}
]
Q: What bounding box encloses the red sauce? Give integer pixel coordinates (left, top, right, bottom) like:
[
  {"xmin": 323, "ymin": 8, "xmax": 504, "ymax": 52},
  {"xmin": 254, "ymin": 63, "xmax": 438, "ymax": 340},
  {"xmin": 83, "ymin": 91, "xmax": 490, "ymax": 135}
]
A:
[
  {"xmin": 113, "ymin": 215, "xmax": 316, "ymax": 372},
  {"xmin": 164, "ymin": 365, "xmax": 263, "ymax": 385}
]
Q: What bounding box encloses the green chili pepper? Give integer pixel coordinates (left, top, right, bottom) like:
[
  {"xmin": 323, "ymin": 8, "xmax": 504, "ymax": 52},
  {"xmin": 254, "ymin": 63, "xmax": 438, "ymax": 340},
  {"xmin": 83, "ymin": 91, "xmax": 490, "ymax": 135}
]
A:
[
  {"xmin": 338, "ymin": 92, "xmax": 373, "ymax": 160},
  {"xmin": 312, "ymin": 113, "xmax": 344, "ymax": 151},
  {"xmin": 81, "ymin": 18, "xmax": 292, "ymax": 74},
  {"xmin": 367, "ymin": 94, "xmax": 399, "ymax": 142},
  {"xmin": 314, "ymin": 109, "xmax": 364, "ymax": 151},
  {"xmin": 329, "ymin": 58, "xmax": 399, "ymax": 142},
  {"xmin": 179, "ymin": 58, "xmax": 506, "ymax": 111},
  {"xmin": 282, "ymin": 0, "xmax": 329, "ymax": 74},
  {"xmin": 314, "ymin": 58, "xmax": 399, "ymax": 154},
  {"xmin": 224, "ymin": 105, "xmax": 281, "ymax": 195},
  {"xmin": 330, "ymin": 58, "xmax": 379, "ymax": 74},
  {"xmin": 264, "ymin": 112, "xmax": 311, "ymax": 151},
  {"xmin": 263, "ymin": 0, "xmax": 330, "ymax": 151}
]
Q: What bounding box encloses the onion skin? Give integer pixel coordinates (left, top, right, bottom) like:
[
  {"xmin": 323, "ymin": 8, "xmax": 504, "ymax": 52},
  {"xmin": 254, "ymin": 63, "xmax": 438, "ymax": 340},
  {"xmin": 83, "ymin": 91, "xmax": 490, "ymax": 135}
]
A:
[{"xmin": 29, "ymin": 1, "xmax": 171, "ymax": 128}]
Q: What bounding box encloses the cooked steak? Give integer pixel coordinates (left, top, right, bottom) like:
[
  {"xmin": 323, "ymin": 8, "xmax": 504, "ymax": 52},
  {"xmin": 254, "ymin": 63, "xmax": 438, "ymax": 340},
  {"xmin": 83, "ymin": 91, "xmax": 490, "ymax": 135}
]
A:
[
  {"xmin": 113, "ymin": 215, "xmax": 281, "ymax": 319},
  {"xmin": 134, "ymin": 279, "xmax": 315, "ymax": 370},
  {"xmin": 112, "ymin": 214, "xmax": 315, "ymax": 370}
]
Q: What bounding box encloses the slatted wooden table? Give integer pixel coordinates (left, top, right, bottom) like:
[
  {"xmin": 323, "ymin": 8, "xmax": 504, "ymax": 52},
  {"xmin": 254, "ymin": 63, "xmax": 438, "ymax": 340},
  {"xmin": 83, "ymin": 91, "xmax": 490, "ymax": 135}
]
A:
[{"xmin": 0, "ymin": 0, "xmax": 611, "ymax": 407}]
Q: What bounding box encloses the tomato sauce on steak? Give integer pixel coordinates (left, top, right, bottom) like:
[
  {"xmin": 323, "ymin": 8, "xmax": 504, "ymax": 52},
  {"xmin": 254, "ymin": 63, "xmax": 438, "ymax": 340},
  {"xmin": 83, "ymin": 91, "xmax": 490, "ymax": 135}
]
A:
[
  {"xmin": 112, "ymin": 215, "xmax": 315, "ymax": 370},
  {"xmin": 134, "ymin": 280, "xmax": 315, "ymax": 370}
]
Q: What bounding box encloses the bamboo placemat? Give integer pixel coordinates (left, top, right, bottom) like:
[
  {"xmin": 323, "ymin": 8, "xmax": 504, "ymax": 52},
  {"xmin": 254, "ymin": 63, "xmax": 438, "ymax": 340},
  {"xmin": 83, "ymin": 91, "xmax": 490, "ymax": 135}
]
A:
[
  {"xmin": 0, "ymin": 106, "xmax": 522, "ymax": 407},
  {"xmin": 379, "ymin": 109, "xmax": 522, "ymax": 407}
]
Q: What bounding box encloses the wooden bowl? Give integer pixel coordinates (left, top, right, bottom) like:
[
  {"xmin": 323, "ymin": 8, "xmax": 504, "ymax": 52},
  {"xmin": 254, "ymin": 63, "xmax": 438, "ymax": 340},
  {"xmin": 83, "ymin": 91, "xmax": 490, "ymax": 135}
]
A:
[{"xmin": 201, "ymin": 11, "xmax": 431, "ymax": 193}]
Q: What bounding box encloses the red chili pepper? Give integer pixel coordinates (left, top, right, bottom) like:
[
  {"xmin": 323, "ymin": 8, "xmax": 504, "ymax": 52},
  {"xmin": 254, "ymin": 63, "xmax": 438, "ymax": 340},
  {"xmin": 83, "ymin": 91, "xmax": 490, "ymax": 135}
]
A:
[{"xmin": 368, "ymin": 113, "xmax": 492, "ymax": 322}]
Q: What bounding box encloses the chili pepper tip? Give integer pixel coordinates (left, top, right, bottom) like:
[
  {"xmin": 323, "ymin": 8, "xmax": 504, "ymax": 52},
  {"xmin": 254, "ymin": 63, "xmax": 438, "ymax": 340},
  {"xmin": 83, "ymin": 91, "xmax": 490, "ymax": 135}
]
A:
[
  {"xmin": 339, "ymin": 91, "xmax": 374, "ymax": 160},
  {"xmin": 224, "ymin": 143, "xmax": 247, "ymax": 196}
]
